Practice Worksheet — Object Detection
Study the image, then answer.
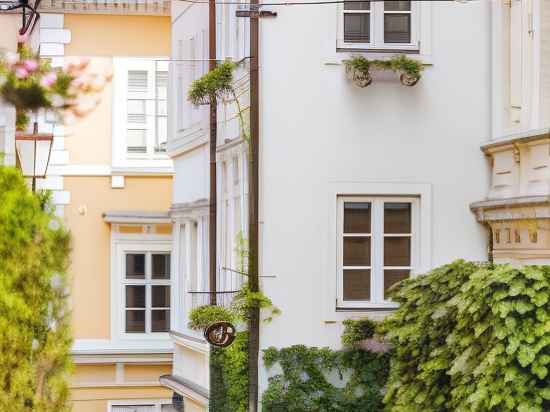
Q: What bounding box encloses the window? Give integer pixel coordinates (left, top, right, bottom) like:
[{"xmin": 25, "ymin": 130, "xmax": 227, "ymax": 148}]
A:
[
  {"xmin": 111, "ymin": 401, "xmax": 176, "ymax": 412},
  {"xmin": 337, "ymin": 196, "xmax": 418, "ymax": 308},
  {"xmin": 124, "ymin": 252, "xmax": 171, "ymax": 333},
  {"xmin": 340, "ymin": 1, "xmax": 419, "ymax": 50},
  {"xmin": 112, "ymin": 58, "xmax": 172, "ymax": 170}
]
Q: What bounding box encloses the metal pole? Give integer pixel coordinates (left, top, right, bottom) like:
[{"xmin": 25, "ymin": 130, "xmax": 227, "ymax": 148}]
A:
[
  {"xmin": 209, "ymin": 0, "xmax": 218, "ymax": 306},
  {"xmin": 248, "ymin": 2, "xmax": 260, "ymax": 410}
]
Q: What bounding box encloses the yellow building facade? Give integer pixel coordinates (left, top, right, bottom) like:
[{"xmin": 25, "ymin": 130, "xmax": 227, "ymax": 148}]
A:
[{"xmin": 36, "ymin": 9, "xmax": 175, "ymax": 412}]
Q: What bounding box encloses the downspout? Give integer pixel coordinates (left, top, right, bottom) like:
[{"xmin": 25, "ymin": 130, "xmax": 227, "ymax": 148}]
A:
[{"xmin": 247, "ymin": 2, "xmax": 260, "ymax": 411}]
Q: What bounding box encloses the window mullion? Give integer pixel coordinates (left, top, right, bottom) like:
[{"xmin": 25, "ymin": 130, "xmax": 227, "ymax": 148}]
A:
[
  {"xmin": 372, "ymin": 199, "xmax": 384, "ymax": 303},
  {"xmin": 373, "ymin": 2, "xmax": 384, "ymax": 48}
]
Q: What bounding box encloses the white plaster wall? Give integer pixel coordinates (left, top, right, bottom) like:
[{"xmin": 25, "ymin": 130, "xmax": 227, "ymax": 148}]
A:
[
  {"xmin": 256, "ymin": 0, "xmax": 491, "ymax": 393},
  {"xmin": 541, "ymin": 0, "xmax": 550, "ymax": 127}
]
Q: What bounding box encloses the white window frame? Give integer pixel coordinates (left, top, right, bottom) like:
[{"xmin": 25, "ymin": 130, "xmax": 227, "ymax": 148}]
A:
[
  {"xmin": 112, "ymin": 57, "xmax": 173, "ymax": 171},
  {"xmin": 324, "ymin": 182, "xmax": 431, "ymax": 318},
  {"xmin": 108, "ymin": 399, "xmax": 173, "ymax": 412},
  {"xmin": 337, "ymin": 196, "xmax": 419, "ymax": 309},
  {"xmin": 111, "ymin": 237, "xmax": 173, "ymax": 343},
  {"xmin": 337, "ymin": 1, "xmax": 432, "ymax": 54}
]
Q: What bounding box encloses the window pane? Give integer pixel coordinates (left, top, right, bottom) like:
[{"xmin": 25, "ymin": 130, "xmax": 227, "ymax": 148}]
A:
[
  {"xmin": 384, "ymin": 0, "xmax": 410, "ymax": 11},
  {"xmin": 156, "ymin": 117, "xmax": 168, "ymax": 152},
  {"xmin": 126, "ymin": 286, "xmax": 146, "ymax": 308},
  {"xmin": 384, "ymin": 237, "xmax": 411, "ymax": 266},
  {"xmin": 343, "ymin": 269, "xmax": 370, "ymax": 301},
  {"xmin": 384, "ymin": 269, "xmax": 409, "ymax": 298},
  {"xmin": 127, "ymin": 100, "xmax": 146, "ymax": 123},
  {"xmin": 344, "ymin": 14, "xmax": 370, "ymax": 43},
  {"xmin": 157, "ymin": 99, "xmax": 168, "ymax": 116},
  {"xmin": 152, "ymin": 254, "xmax": 171, "ymax": 279},
  {"xmin": 127, "ymin": 129, "xmax": 147, "ymax": 154},
  {"xmin": 344, "ymin": 1, "xmax": 370, "ymax": 10},
  {"xmin": 343, "ymin": 237, "xmax": 371, "ymax": 266},
  {"xmin": 152, "ymin": 309, "xmax": 170, "ymax": 332},
  {"xmin": 128, "ymin": 70, "xmax": 148, "ymax": 93},
  {"xmin": 344, "ymin": 202, "xmax": 371, "ymax": 233},
  {"xmin": 156, "ymin": 71, "xmax": 168, "ymax": 99},
  {"xmin": 125, "ymin": 310, "xmax": 145, "ymax": 333},
  {"xmin": 384, "ymin": 14, "xmax": 411, "ymax": 43},
  {"xmin": 152, "ymin": 285, "xmax": 170, "ymax": 307},
  {"xmin": 384, "ymin": 203, "xmax": 411, "ymax": 233},
  {"xmin": 126, "ymin": 254, "xmax": 145, "ymax": 279}
]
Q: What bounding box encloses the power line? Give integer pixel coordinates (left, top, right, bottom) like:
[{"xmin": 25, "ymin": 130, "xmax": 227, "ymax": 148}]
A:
[{"xmin": 174, "ymin": 0, "xmax": 469, "ymax": 6}]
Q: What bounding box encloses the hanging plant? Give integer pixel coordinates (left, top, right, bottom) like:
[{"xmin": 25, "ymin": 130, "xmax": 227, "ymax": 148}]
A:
[
  {"xmin": 0, "ymin": 47, "xmax": 111, "ymax": 130},
  {"xmin": 343, "ymin": 55, "xmax": 425, "ymax": 88},
  {"xmin": 188, "ymin": 61, "xmax": 237, "ymax": 106},
  {"xmin": 344, "ymin": 56, "xmax": 373, "ymax": 88}
]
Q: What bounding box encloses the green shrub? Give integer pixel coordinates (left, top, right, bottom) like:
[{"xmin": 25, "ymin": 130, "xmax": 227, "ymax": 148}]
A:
[
  {"xmin": 0, "ymin": 166, "xmax": 72, "ymax": 411},
  {"xmin": 187, "ymin": 61, "xmax": 236, "ymax": 105},
  {"xmin": 188, "ymin": 305, "xmax": 236, "ymax": 331},
  {"xmin": 341, "ymin": 318, "xmax": 377, "ymax": 348},
  {"xmin": 382, "ymin": 260, "xmax": 550, "ymax": 412},
  {"xmin": 262, "ymin": 344, "xmax": 390, "ymax": 411}
]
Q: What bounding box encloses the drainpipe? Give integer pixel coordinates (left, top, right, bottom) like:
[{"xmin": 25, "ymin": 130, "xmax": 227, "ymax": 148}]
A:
[{"xmin": 247, "ymin": 2, "xmax": 260, "ymax": 410}]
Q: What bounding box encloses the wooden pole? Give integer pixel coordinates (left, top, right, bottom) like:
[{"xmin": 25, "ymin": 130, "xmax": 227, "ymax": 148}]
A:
[{"xmin": 248, "ymin": 2, "xmax": 260, "ymax": 410}]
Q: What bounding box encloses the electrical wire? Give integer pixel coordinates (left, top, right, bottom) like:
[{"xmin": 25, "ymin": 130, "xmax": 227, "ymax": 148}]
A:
[{"xmin": 173, "ymin": 0, "xmax": 466, "ymax": 6}]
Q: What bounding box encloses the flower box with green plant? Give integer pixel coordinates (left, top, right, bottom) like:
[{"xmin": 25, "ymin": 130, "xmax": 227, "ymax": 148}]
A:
[
  {"xmin": 0, "ymin": 47, "xmax": 111, "ymax": 130},
  {"xmin": 343, "ymin": 55, "xmax": 425, "ymax": 88}
]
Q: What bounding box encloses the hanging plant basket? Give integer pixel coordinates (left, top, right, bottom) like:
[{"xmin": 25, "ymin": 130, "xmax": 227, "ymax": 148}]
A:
[
  {"xmin": 0, "ymin": 47, "xmax": 111, "ymax": 130},
  {"xmin": 400, "ymin": 72, "xmax": 420, "ymax": 87},
  {"xmin": 343, "ymin": 55, "xmax": 425, "ymax": 88}
]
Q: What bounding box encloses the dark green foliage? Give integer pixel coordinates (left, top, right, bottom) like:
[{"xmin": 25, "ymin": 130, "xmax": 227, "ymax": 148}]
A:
[
  {"xmin": 341, "ymin": 318, "xmax": 377, "ymax": 347},
  {"xmin": 0, "ymin": 166, "xmax": 72, "ymax": 411},
  {"xmin": 210, "ymin": 331, "xmax": 249, "ymax": 412},
  {"xmin": 344, "ymin": 55, "xmax": 425, "ymax": 81},
  {"xmin": 188, "ymin": 62, "xmax": 236, "ymax": 105},
  {"xmin": 262, "ymin": 344, "xmax": 390, "ymax": 412},
  {"xmin": 382, "ymin": 260, "xmax": 550, "ymax": 412},
  {"xmin": 188, "ymin": 305, "xmax": 236, "ymax": 331}
]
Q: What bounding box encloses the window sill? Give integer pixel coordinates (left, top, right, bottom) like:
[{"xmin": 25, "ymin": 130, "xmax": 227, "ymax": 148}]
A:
[
  {"xmin": 336, "ymin": 47, "xmax": 420, "ymax": 55},
  {"xmin": 336, "ymin": 306, "xmax": 398, "ymax": 312}
]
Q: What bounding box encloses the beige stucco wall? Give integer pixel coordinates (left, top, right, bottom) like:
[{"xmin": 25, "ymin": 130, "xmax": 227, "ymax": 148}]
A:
[
  {"xmin": 65, "ymin": 176, "xmax": 172, "ymax": 339},
  {"xmin": 0, "ymin": 16, "xmax": 18, "ymax": 52},
  {"xmin": 72, "ymin": 386, "xmax": 172, "ymax": 411},
  {"xmin": 63, "ymin": 14, "xmax": 171, "ymax": 165}
]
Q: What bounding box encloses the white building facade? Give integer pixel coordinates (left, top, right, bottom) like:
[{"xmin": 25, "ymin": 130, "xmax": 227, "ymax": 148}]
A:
[{"xmin": 166, "ymin": 0, "xmax": 550, "ymax": 409}]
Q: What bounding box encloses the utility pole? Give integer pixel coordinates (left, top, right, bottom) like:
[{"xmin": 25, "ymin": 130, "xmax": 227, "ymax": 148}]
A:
[{"xmin": 247, "ymin": 1, "xmax": 260, "ymax": 410}]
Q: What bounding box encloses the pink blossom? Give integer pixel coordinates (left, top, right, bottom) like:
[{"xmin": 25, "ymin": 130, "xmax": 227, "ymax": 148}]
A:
[
  {"xmin": 41, "ymin": 72, "xmax": 57, "ymax": 87},
  {"xmin": 15, "ymin": 67, "xmax": 29, "ymax": 79},
  {"xmin": 22, "ymin": 59, "xmax": 39, "ymax": 73}
]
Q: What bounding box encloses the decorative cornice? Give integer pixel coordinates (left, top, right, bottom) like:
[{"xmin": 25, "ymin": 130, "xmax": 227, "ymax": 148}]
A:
[
  {"xmin": 482, "ymin": 128, "xmax": 550, "ymax": 153},
  {"xmin": 103, "ymin": 210, "xmax": 171, "ymax": 224},
  {"xmin": 169, "ymin": 199, "xmax": 210, "ymax": 217},
  {"xmin": 470, "ymin": 196, "xmax": 550, "ymax": 222}
]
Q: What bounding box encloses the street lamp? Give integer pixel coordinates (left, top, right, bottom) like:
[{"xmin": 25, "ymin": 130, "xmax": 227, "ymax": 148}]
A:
[{"xmin": 15, "ymin": 123, "xmax": 53, "ymax": 192}]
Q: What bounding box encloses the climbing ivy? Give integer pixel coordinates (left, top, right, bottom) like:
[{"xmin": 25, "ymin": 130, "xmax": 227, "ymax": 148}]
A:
[
  {"xmin": 341, "ymin": 318, "xmax": 377, "ymax": 348},
  {"xmin": 381, "ymin": 260, "xmax": 550, "ymax": 412},
  {"xmin": 188, "ymin": 305, "xmax": 236, "ymax": 331},
  {"xmin": 262, "ymin": 343, "xmax": 390, "ymax": 412}
]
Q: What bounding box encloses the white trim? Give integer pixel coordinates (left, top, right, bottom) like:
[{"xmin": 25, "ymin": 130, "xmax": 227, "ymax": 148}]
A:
[
  {"xmin": 48, "ymin": 164, "xmax": 174, "ymax": 176},
  {"xmin": 337, "ymin": 1, "xmax": 430, "ymax": 55},
  {"xmin": 112, "ymin": 57, "xmax": 174, "ymax": 170},
  {"xmin": 108, "ymin": 399, "xmax": 172, "ymax": 412},
  {"xmin": 324, "ymin": 181, "xmax": 432, "ymax": 320},
  {"xmin": 336, "ymin": 196, "xmax": 418, "ymax": 309},
  {"xmin": 111, "ymin": 235, "xmax": 175, "ymax": 348}
]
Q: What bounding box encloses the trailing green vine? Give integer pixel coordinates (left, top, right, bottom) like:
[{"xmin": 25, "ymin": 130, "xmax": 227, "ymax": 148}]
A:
[
  {"xmin": 262, "ymin": 343, "xmax": 390, "ymax": 411},
  {"xmin": 187, "ymin": 61, "xmax": 250, "ymax": 141},
  {"xmin": 344, "ymin": 55, "xmax": 425, "ymax": 87},
  {"xmin": 188, "ymin": 305, "xmax": 236, "ymax": 331}
]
